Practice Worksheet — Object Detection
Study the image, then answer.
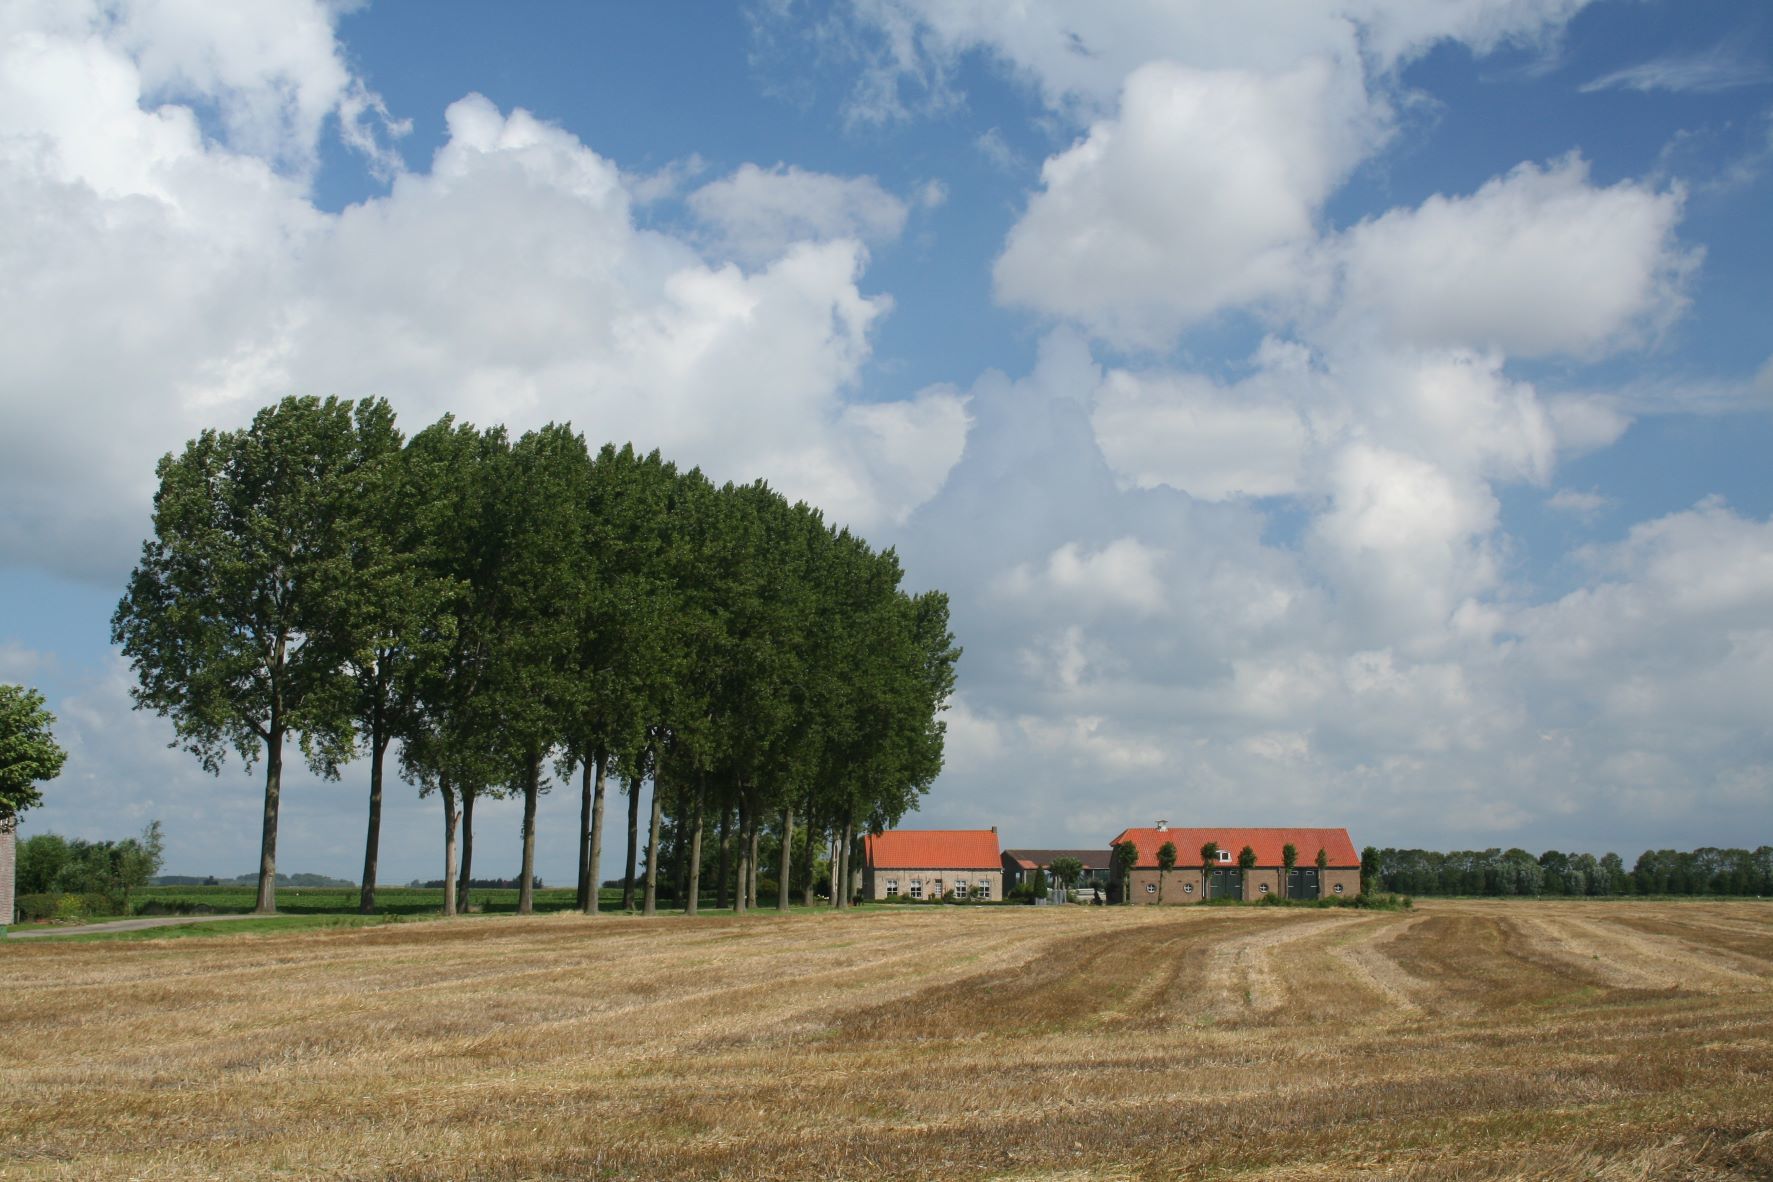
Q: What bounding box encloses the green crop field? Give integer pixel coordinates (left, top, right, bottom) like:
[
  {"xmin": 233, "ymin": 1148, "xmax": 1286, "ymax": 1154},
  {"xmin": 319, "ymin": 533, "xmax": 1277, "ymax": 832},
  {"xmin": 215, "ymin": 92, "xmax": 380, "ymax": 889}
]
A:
[{"xmin": 129, "ymin": 883, "xmax": 591, "ymax": 916}]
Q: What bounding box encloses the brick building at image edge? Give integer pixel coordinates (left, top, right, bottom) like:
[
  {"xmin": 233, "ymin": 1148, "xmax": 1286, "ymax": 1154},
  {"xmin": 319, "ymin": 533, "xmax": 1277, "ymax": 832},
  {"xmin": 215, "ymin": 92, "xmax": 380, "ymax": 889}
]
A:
[{"xmin": 1110, "ymin": 824, "xmax": 1360, "ymax": 903}]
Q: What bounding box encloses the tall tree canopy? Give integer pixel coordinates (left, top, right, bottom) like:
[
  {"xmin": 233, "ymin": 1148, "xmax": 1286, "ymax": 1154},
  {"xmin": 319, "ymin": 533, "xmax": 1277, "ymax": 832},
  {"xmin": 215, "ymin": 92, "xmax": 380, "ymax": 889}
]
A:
[
  {"xmin": 112, "ymin": 396, "xmax": 381, "ymax": 913},
  {"xmin": 116, "ymin": 400, "xmax": 961, "ymax": 913}
]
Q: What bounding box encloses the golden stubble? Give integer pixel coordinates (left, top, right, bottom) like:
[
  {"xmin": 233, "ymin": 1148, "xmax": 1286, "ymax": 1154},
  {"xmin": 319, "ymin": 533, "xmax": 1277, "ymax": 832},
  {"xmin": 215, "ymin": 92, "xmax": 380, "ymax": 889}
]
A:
[{"xmin": 2, "ymin": 900, "xmax": 1770, "ymax": 1181}]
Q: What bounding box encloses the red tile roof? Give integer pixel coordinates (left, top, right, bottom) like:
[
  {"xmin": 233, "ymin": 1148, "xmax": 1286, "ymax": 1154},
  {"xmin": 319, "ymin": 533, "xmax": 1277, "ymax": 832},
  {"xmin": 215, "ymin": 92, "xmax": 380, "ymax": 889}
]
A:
[
  {"xmin": 866, "ymin": 830, "xmax": 1001, "ymax": 870},
  {"xmin": 1108, "ymin": 827, "xmax": 1359, "ymax": 868}
]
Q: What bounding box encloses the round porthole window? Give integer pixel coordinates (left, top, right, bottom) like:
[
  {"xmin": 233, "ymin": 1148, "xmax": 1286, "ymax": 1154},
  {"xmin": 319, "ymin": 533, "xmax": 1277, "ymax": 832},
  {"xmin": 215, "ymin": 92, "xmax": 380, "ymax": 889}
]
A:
[
  {"xmin": 1333, "ymin": 883, "xmax": 1345, "ymax": 895},
  {"xmin": 1182, "ymin": 883, "xmax": 1194, "ymax": 894},
  {"xmin": 1145, "ymin": 882, "xmax": 1156, "ymax": 894},
  {"xmin": 1259, "ymin": 883, "xmax": 1269, "ymax": 894}
]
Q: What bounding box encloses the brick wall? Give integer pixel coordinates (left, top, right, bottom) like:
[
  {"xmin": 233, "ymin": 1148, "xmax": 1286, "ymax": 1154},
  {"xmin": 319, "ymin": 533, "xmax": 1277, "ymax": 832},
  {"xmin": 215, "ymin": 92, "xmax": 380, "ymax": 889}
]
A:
[
  {"xmin": 1, "ymin": 817, "xmax": 16, "ymax": 927},
  {"xmin": 1122, "ymin": 865, "xmax": 1361, "ymax": 903}
]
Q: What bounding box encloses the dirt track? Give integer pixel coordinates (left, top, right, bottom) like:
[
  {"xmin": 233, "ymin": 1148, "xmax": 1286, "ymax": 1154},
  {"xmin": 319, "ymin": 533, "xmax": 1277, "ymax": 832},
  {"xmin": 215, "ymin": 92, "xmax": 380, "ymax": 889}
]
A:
[{"xmin": 5, "ymin": 913, "xmax": 264, "ymax": 939}]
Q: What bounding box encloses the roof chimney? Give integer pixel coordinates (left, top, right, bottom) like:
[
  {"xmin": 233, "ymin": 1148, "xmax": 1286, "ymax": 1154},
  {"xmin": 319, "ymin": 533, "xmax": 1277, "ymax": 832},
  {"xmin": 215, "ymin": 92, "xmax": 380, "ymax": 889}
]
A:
[
  {"xmin": 990, "ymin": 825, "xmax": 997, "ymax": 834},
  {"xmin": 1156, "ymin": 819, "xmax": 1168, "ymax": 831}
]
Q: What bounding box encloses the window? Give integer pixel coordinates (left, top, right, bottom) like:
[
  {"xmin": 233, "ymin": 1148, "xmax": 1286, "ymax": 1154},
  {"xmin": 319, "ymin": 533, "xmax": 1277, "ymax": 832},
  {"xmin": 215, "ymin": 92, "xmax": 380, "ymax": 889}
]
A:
[
  {"xmin": 1333, "ymin": 883, "xmax": 1345, "ymax": 895},
  {"xmin": 1145, "ymin": 882, "xmax": 1156, "ymax": 894},
  {"xmin": 1183, "ymin": 882, "xmax": 1194, "ymax": 894},
  {"xmin": 885, "ymin": 879, "xmax": 898, "ymax": 897},
  {"xmin": 1258, "ymin": 883, "xmax": 1270, "ymax": 894},
  {"xmin": 1217, "ymin": 849, "xmax": 1232, "ymax": 863},
  {"xmin": 975, "ymin": 880, "xmax": 990, "ymax": 900},
  {"xmin": 910, "ymin": 879, "xmax": 924, "ymax": 900},
  {"xmin": 953, "ymin": 881, "xmax": 969, "ymax": 899},
  {"xmin": 933, "ymin": 879, "xmax": 944, "ymax": 898}
]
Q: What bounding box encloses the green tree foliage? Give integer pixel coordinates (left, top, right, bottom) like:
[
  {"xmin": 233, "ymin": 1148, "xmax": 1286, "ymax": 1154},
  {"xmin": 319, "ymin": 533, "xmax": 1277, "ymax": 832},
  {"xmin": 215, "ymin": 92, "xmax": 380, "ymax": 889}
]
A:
[
  {"xmin": 327, "ymin": 400, "xmax": 421, "ymax": 915},
  {"xmin": 16, "ymin": 822, "xmax": 163, "ymax": 912},
  {"xmin": 394, "ymin": 419, "xmax": 511, "ymax": 916},
  {"xmin": 1199, "ymin": 840, "xmax": 1221, "ymax": 893},
  {"xmin": 1048, "ymin": 855, "xmax": 1084, "ymax": 893},
  {"xmin": 1111, "ymin": 840, "xmax": 1139, "ymax": 904},
  {"xmin": 0, "ymin": 683, "xmax": 67, "ymax": 820},
  {"xmin": 112, "ymin": 396, "xmax": 373, "ymax": 914},
  {"xmin": 118, "ymin": 402, "xmax": 961, "ymax": 916},
  {"xmin": 1155, "ymin": 841, "xmax": 1176, "ymax": 902},
  {"xmin": 1363, "ymin": 846, "xmax": 1773, "ymax": 897},
  {"xmin": 1282, "ymin": 842, "xmax": 1298, "ymax": 898}
]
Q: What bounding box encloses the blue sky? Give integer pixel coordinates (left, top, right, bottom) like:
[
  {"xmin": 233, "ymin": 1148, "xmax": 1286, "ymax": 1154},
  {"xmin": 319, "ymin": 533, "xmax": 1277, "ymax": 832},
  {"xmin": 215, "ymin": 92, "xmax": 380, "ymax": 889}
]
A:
[{"xmin": 2, "ymin": 0, "xmax": 1770, "ymax": 883}]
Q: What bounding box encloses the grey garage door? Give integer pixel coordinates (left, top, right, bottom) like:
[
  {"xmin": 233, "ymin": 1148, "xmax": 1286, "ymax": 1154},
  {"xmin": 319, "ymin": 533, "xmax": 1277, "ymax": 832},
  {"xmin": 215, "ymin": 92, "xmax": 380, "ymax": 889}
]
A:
[{"xmin": 1287, "ymin": 868, "xmax": 1319, "ymax": 900}]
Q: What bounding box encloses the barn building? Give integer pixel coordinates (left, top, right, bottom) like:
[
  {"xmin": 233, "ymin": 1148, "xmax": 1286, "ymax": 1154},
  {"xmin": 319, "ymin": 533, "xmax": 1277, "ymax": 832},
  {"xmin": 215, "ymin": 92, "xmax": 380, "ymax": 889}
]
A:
[
  {"xmin": 1001, "ymin": 849, "xmax": 1112, "ymax": 891},
  {"xmin": 1109, "ymin": 823, "xmax": 1360, "ymax": 903},
  {"xmin": 862, "ymin": 829, "xmax": 1002, "ymax": 902}
]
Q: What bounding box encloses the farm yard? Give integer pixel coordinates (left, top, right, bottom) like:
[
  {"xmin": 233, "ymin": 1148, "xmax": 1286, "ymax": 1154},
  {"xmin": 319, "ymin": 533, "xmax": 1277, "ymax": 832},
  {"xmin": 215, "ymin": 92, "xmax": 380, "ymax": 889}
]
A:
[{"xmin": 3, "ymin": 900, "xmax": 1771, "ymax": 1180}]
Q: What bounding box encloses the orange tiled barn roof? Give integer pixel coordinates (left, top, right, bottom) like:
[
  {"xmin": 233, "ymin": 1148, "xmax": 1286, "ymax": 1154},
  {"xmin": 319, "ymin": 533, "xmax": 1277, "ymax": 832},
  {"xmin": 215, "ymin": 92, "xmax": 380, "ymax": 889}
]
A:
[
  {"xmin": 1108, "ymin": 827, "xmax": 1358, "ymax": 868},
  {"xmin": 866, "ymin": 830, "xmax": 1001, "ymax": 870}
]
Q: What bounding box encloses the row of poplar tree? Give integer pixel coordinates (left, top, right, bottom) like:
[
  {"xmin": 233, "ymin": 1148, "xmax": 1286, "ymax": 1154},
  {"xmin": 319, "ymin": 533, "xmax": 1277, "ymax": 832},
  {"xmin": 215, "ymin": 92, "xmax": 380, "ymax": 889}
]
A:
[{"xmin": 111, "ymin": 397, "xmax": 959, "ymax": 916}]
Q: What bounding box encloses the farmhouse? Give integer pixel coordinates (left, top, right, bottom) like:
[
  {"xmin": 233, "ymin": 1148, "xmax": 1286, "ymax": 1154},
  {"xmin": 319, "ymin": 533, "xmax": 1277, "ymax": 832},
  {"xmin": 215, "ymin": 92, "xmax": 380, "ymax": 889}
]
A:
[
  {"xmin": 863, "ymin": 829, "xmax": 1002, "ymax": 902},
  {"xmin": 1001, "ymin": 849, "xmax": 1112, "ymax": 891},
  {"xmin": 1109, "ymin": 822, "xmax": 1360, "ymax": 903}
]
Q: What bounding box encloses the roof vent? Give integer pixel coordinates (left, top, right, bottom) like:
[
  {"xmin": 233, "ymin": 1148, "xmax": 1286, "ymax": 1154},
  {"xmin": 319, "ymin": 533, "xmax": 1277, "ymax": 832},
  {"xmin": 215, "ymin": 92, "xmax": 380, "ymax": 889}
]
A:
[{"xmin": 1156, "ymin": 819, "xmax": 1168, "ymax": 831}]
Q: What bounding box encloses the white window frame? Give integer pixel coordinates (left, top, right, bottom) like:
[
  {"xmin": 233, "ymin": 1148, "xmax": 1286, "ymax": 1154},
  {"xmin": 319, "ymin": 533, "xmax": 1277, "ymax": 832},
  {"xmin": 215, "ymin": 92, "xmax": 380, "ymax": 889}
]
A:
[
  {"xmin": 975, "ymin": 879, "xmax": 990, "ymax": 900},
  {"xmin": 909, "ymin": 879, "xmax": 924, "ymax": 900},
  {"xmin": 1145, "ymin": 882, "xmax": 1157, "ymax": 894},
  {"xmin": 1333, "ymin": 883, "xmax": 1345, "ymax": 895},
  {"xmin": 1183, "ymin": 882, "xmax": 1194, "ymax": 894},
  {"xmin": 1217, "ymin": 849, "xmax": 1232, "ymax": 863},
  {"xmin": 885, "ymin": 878, "xmax": 898, "ymax": 897},
  {"xmin": 953, "ymin": 881, "xmax": 969, "ymax": 899},
  {"xmin": 1258, "ymin": 882, "xmax": 1270, "ymax": 894}
]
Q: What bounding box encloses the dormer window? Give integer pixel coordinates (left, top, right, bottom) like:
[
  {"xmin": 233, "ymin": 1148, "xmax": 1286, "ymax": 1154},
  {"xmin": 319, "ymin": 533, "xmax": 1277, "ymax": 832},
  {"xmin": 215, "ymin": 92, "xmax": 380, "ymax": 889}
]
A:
[{"xmin": 1217, "ymin": 849, "xmax": 1232, "ymax": 863}]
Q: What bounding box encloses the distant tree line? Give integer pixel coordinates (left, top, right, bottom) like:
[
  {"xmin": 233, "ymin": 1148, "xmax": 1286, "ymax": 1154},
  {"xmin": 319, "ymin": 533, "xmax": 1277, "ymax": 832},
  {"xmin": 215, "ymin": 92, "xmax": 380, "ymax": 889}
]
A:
[
  {"xmin": 111, "ymin": 397, "xmax": 959, "ymax": 917},
  {"xmin": 409, "ymin": 877, "xmax": 543, "ymax": 891},
  {"xmin": 1362, "ymin": 846, "xmax": 1773, "ymax": 897},
  {"xmin": 15, "ymin": 823, "xmax": 164, "ymax": 915}
]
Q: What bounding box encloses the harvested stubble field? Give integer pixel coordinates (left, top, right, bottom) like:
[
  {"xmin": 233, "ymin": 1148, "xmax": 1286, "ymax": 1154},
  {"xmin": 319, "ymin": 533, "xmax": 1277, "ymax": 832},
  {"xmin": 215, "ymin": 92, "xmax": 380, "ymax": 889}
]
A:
[{"xmin": 3, "ymin": 900, "xmax": 1771, "ymax": 1181}]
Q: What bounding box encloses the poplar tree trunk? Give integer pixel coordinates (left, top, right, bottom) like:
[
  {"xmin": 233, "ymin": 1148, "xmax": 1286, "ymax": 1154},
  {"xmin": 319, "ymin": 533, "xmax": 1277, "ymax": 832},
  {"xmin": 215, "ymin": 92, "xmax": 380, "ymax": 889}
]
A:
[
  {"xmin": 642, "ymin": 778, "xmax": 663, "ymax": 917},
  {"xmin": 518, "ymin": 749, "xmax": 540, "ymax": 915},
  {"xmin": 457, "ymin": 787, "xmax": 476, "ymax": 912},
  {"xmin": 685, "ymin": 785, "xmax": 704, "ymax": 918},
  {"xmin": 622, "ymin": 780, "xmax": 641, "ymax": 910},
  {"xmin": 440, "ymin": 777, "xmax": 460, "ymax": 918},
  {"xmin": 747, "ymin": 821, "xmax": 760, "ymax": 910},
  {"xmin": 840, "ymin": 819, "xmax": 856, "ymax": 908},
  {"xmin": 778, "ymin": 804, "xmax": 793, "ymax": 912},
  {"xmin": 801, "ymin": 792, "xmax": 818, "ymax": 907},
  {"xmin": 670, "ymin": 799, "xmax": 689, "ymax": 907},
  {"xmin": 734, "ymin": 800, "xmax": 750, "ymax": 916},
  {"xmin": 585, "ymin": 752, "xmax": 607, "ymax": 915},
  {"xmin": 827, "ymin": 827, "xmax": 839, "ymax": 909},
  {"xmin": 256, "ymin": 721, "xmax": 284, "ymax": 915},
  {"xmin": 716, "ymin": 808, "xmax": 732, "ymax": 910},
  {"xmin": 576, "ymin": 756, "xmax": 593, "ymax": 911},
  {"xmin": 359, "ymin": 710, "xmax": 388, "ymax": 914}
]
